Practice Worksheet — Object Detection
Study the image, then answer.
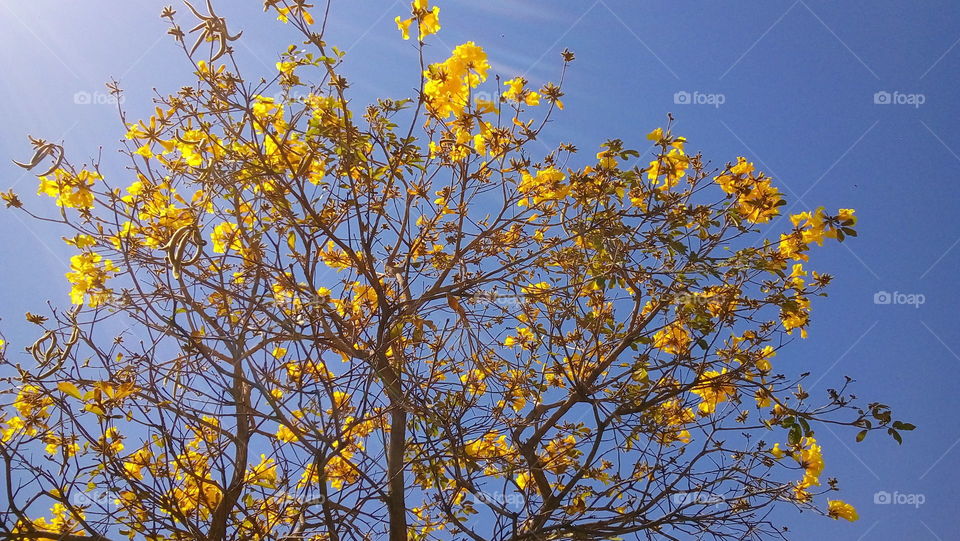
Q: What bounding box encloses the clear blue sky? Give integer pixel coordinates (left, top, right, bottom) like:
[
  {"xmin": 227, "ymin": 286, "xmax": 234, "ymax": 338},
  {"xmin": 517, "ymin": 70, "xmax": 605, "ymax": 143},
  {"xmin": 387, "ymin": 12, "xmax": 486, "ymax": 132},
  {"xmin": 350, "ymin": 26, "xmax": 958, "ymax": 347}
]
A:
[{"xmin": 1, "ymin": 0, "xmax": 958, "ymax": 538}]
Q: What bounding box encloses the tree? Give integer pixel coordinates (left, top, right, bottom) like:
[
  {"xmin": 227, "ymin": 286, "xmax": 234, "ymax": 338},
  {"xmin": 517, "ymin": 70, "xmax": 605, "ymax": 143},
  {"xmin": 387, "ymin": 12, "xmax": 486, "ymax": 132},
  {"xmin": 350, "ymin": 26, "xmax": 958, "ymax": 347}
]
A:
[{"xmin": 0, "ymin": 1, "xmax": 910, "ymax": 540}]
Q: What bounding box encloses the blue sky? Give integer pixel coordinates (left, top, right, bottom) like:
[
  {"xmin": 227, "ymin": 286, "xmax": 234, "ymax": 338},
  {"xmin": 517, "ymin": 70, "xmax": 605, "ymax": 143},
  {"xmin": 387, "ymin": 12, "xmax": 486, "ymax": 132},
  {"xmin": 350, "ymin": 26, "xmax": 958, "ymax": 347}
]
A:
[{"xmin": 1, "ymin": 0, "xmax": 958, "ymax": 538}]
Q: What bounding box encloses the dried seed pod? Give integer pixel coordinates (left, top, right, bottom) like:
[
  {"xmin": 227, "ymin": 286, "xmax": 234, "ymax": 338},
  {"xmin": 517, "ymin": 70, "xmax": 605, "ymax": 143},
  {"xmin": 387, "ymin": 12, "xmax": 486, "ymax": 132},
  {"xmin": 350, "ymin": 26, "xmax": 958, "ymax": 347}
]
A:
[
  {"xmin": 13, "ymin": 142, "xmax": 64, "ymax": 177},
  {"xmin": 162, "ymin": 224, "xmax": 205, "ymax": 279},
  {"xmin": 184, "ymin": 0, "xmax": 242, "ymax": 63}
]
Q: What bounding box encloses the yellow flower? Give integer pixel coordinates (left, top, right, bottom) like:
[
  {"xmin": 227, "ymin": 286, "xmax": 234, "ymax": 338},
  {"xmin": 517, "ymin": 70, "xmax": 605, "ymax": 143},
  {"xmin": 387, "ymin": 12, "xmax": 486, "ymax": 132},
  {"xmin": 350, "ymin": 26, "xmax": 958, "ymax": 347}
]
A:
[
  {"xmin": 714, "ymin": 157, "xmax": 782, "ymax": 223},
  {"xmin": 419, "ymin": 6, "xmax": 441, "ymax": 39},
  {"xmin": 517, "ymin": 167, "xmax": 568, "ymax": 207},
  {"xmin": 211, "ymin": 221, "xmax": 241, "ymax": 254},
  {"xmin": 65, "ymin": 252, "xmax": 119, "ymax": 306},
  {"xmin": 794, "ymin": 436, "xmax": 824, "ymax": 490},
  {"xmin": 827, "ymin": 499, "xmax": 859, "ymax": 521},
  {"xmin": 276, "ymin": 424, "xmax": 298, "ymax": 442},
  {"xmin": 64, "ymin": 234, "xmax": 96, "ymax": 249},
  {"xmin": 245, "ymin": 454, "xmax": 278, "ymax": 489},
  {"xmin": 541, "ymin": 434, "xmax": 581, "ymax": 474},
  {"xmin": 37, "ymin": 169, "xmax": 101, "ymax": 209},
  {"xmin": 647, "ymin": 148, "xmax": 690, "ymax": 191},
  {"xmin": 460, "ymin": 368, "xmax": 487, "ymax": 396},
  {"xmin": 690, "ymin": 369, "xmax": 735, "ymax": 415},
  {"xmin": 516, "ymin": 470, "xmax": 534, "ymax": 491},
  {"xmin": 597, "ymin": 149, "xmax": 618, "ymax": 169},
  {"xmin": 397, "ymin": 0, "xmax": 440, "ymax": 41},
  {"xmin": 652, "ymin": 321, "xmax": 691, "ymax": 355},
  {"xmin": 422, "ymin": 42, "xmax": 490, "ymax": 119},
  {"xmin": 463, "ymin": 431, "xmax": 514, "ymax": 461},
  {"xmin": 779, "ymin": 232, "xmax": 808, "ymax": 261},
  {"xmin": 134, "ymin": 144, "xmax": 154, "ymax": 159},
  {"xmin": 43, "ymin": 434, "xmax": 79, "ymax": 457},
  {"xmin": 651, "ymin": 399, "xmax": 695, "ymax": 444},
  {"xmin": 770, "ymin": 443, "xmax": 786, "ymax": 458},
  {"xmin": 781, "ymin": 294, "xmax": 810, "ymax": 339},
  {"xmin": 123, "ymin": 447, "xmax": 154, "ymax": 480},
  {"xmin": 99, "ymin": 426, "xmax": 124, "ymax": 455},
  {"xmin": 15, "ymin": 384, "xmax": 53, "ymax": 418},
  {"xmin": 838, "ymin": 208, "xmax": 857, "ymax": 225},
  {"xmin": 395, "ymin": 16, "xmax": 414, "ymax": 40},
  {"xmin": 503, "ymin": 77, "xmax": 540, "ymax": 106},
  {"xmin": 2, "ymin": 416, "xmax": 33, "ymax": 442},
  {"xmin": 757, "ymin": 345, "xmax": 776, "ymax": 372},
  {"xmin": 325, "ymin": 449, "xmax": 359, "ymax": 489},
  {"xmin": 789, "ymin": 207, "xmax": 854, "ymax": 248}
]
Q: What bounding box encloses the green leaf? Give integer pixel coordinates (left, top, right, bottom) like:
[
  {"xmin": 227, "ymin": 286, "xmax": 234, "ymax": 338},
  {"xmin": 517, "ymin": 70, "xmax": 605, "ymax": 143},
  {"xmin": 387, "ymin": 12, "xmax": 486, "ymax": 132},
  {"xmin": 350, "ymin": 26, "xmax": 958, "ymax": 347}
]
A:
[
  {"xmin": 788, "ymin": 425, "xmax": 801, "ymax": 445},
  {"xmin": 888, "ymin": 428, "xmax": 902, "ymax": 445},
  {"xmin": 856, "ymin": 429, "xmax": 867, "ymax": 442}
]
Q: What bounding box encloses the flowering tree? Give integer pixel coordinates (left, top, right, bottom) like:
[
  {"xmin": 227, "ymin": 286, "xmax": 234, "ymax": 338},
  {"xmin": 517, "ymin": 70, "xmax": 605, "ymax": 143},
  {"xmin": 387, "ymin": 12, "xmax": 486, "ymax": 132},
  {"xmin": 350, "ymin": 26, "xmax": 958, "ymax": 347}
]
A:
[{"xmin": 0, "ymin": 1, "xmax": 910, "ymax": 540}]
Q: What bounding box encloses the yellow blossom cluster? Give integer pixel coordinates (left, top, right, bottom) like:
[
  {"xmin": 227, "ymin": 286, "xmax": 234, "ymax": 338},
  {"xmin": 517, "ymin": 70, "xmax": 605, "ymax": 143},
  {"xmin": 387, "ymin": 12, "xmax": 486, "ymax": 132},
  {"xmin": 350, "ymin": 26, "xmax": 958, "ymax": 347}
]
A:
[
  {"xmin": 714, "ymin": 157, "xmax": 783, "ymax": 223},
  {"xmin": 647, "ymin": 132, "xmax": 690, "ymax": 191},
  {"xmin": 460, "ymin": 368, "xmax": 487, "ymax": 396},
  {"xmin": 112, "ymin": 177, "xmax": 200, "ymax": 250},
  {"xmin": 422, "ymin": 42, "xmax": 490, "ymax": 120},
  {"xmin": 275, "ymin": 3, "xmax": 316, "ymax": 24},
  {"xmin": 780, "ymin": 207, "xmax": 857, "ymax": 261},
  {"xmin": 771, "ymin": 436, "xmax": 825, "ymax": 501},
  {"xmin": 245, "ymin": 454, "xmax": 279, "ymax": 489},
  {"xmin": 464, "ymin": 431, "xmax": 516, "ymax": 476},
  {"xmin": 690, "ymin": 369, "xmax": 735, "ymax": 415},
  {"xmin": 827, "ymin": 499, "xmax": 859, "ymax": 521},
  {"xmin": 541, "ymin": 434, "xmax": 582, "ymax": 475},
  {"xmin": 37, "ymin": 169, "xmax": 100, "ymax": 209},
  {"xmin": 13, "ymin": 503, "xmax": 85, "ymax": 536},
  {"xmin": 650, "ymin": 399, "xmax": 696, "ymax": 444},
  {"xmin": 516, "ymin": 434, "xmax": 583, "ymax": 491},
  {"xmin": 502, "ymin": 77, "xmax": 541, "ymax": 106},
  {"xmin": 211, "ymin": 221, "xmax": 242, "ymax": 254},
  {"xmin": 781, "ymin": 263, "xmax": 811, "ymax": 338},
  {"xmin": 395, "ymin": 0, "xmax": 441, "ymax": 41},
  {"xmin": 65, "ymin": 252, "xmax": 119, "ymax": 306},
  {"xmin": 517, "ymin": 167, "xmax": 569, "ymax": 207},
  {"xmin": 652, "ymin": 320, "xmax": 691, "ymax": 355}
]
